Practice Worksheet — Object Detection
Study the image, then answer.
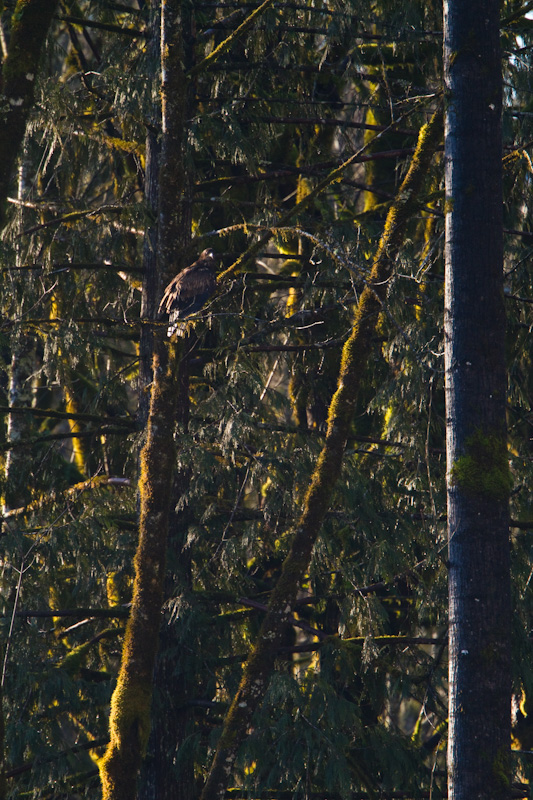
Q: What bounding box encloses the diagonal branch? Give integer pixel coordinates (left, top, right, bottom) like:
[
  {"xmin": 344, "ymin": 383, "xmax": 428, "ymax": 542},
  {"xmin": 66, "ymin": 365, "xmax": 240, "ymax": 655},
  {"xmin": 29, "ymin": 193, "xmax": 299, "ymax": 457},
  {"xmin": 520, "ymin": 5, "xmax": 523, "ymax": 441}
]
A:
[
  {"xmin": 200, "ymin": 104, "xmax": 443, "ymax": 800},
  {"xmin": 189, "ymin": 0, "xmax": 276, "ymax": 78},
  {"xmin": 216, "ymin": 109, "xmax": 433, "ymax": 282}
]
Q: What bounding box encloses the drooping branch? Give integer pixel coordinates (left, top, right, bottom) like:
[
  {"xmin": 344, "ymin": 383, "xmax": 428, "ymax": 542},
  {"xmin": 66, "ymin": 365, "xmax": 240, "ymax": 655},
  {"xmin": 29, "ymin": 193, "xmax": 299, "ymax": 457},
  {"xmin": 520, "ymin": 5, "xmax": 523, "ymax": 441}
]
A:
[
  {"xmin": 200, "ymin": 105, "xmax": 443, "ymax": 800},
  {"xmin": 216, "ymin": 114, "xmax": 431, "ymax": 282}
]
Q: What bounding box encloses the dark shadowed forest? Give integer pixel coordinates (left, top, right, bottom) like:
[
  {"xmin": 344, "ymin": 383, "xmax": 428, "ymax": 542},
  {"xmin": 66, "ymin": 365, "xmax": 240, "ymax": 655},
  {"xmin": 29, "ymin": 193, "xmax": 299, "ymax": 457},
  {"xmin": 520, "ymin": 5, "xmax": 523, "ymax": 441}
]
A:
[{"xmin": 1, "ymin": 2, "xmax": 532, "ymax": 799}]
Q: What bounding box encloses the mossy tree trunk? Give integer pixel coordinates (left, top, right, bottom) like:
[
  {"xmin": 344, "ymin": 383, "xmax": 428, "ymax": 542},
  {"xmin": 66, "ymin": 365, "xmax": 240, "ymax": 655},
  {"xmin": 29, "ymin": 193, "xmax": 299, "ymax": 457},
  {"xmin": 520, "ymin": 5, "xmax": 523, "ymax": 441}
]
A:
[
  {"xmin": 444, "ymin": 2, "xmax": 511, "ymax": 798},
  {"xmin": 99, "ymin": 1, "xmax": 191, "ymax": 798},
  {"xmin": 98, "ymin": 340, "xmax": 180, "ymax": 800},
  {"xmin": 137, "ymin": 0, "xmax": 196, "ymax": 796},
  {"xmin": 200, "ymin": 106, "xmax": 442, "ymax": 800}
]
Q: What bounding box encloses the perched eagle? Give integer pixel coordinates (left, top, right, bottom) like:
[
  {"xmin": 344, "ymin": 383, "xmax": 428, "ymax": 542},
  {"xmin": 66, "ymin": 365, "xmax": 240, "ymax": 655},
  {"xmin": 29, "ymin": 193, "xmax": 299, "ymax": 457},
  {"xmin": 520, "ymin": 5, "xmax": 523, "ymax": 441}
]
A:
[{"xmin": 158, "ymin": 248, "xmax": 217, "ymax": 337}]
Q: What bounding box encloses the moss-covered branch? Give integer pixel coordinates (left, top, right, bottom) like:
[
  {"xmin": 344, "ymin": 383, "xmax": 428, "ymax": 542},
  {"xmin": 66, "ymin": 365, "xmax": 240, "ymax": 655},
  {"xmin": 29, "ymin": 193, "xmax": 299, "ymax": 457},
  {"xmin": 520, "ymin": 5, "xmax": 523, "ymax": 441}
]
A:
[
  {"xmin": 216, "ymin": 123, "xmax": 424, "ymax": 282},
  {"xmin": 189, "ymin": 0, "xmax": 276, "ymax": 78},
  {"xmin": 200, "ymin": 105, "xmax": 443, "ymax": 800},
  {"xmin": 0, "ymin": 0, "xmax": 59, "ymax": 229}
]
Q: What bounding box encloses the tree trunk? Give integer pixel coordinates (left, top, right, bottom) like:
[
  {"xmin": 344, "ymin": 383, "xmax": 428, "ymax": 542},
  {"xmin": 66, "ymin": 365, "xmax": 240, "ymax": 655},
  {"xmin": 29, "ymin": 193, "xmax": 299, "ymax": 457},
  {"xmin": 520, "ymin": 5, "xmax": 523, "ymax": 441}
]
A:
[
  {"xmin": 444, "ymin": 2, "xmax": 511, "ymax": 798},
  {"xmin": 0, "ymin": 0, "xmax": 59, "ymax": 228},
  {"xmin": 99, "ymin": 0, "xmax": 192, "ymax": 797}
]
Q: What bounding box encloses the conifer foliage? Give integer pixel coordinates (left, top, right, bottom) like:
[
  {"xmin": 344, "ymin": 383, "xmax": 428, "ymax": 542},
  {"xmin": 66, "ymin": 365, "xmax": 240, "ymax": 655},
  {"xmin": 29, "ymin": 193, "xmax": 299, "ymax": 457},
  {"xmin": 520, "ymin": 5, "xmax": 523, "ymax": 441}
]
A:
[{"xmin": 0, "ymin": 2, "xmax": 532, "ymax": 799}]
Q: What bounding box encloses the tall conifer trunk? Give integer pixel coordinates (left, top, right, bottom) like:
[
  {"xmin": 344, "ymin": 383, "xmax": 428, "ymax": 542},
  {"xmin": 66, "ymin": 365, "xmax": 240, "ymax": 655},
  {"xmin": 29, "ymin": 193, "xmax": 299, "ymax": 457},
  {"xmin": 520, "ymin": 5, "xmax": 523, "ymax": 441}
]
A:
[
  {"xmin": 99, "ymin": 1, "xmax": 191, "ymax": 797},
  {"xmin": 444, "ymin": 2, "xmax": 511, "ymax": 798}
]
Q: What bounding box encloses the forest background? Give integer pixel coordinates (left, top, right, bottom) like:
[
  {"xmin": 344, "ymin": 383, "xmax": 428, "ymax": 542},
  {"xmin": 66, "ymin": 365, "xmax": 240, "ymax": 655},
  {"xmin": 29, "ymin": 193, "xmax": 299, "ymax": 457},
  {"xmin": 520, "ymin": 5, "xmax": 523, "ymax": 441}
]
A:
[{"xmin": 0, "ymin": 1, "xmax": 532, "ymax": 799}]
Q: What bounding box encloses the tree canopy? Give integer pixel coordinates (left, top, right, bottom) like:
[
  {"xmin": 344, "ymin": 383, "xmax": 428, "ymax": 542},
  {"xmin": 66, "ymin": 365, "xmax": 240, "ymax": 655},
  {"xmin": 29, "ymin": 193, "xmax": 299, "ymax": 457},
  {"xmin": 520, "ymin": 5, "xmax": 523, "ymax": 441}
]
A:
[{"xmin": 1, "ymin": 1, "xmax": 532, "ymax": 799}]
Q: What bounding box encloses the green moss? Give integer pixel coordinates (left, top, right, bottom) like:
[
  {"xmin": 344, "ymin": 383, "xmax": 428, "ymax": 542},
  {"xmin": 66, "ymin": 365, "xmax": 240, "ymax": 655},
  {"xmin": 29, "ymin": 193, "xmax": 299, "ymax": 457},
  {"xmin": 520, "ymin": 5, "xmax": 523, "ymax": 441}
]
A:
[
  {"xmin": 492, "ymin": 745, "xmax": 511, "ymax": 788},
  {"xmin": 450, "ymin": 429, "xmax": 511, "ymax": 501}
]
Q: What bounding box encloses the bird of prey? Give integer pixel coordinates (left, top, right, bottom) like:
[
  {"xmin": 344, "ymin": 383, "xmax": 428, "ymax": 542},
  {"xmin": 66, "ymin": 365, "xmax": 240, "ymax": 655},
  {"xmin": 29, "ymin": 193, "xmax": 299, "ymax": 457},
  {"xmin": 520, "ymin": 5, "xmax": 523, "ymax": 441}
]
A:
[{"xmin": 158, "ymin": 248, "xmax": 217, "ymax": 337}]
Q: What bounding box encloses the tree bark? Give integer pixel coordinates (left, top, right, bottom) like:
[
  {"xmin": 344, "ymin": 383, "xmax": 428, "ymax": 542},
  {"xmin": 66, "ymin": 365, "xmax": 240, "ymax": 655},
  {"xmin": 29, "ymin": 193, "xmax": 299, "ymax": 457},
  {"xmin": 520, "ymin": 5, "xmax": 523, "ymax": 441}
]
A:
[
  {"xmin": 99, "ymin": 1, "xmax": 191, "ymax": 797},
  {"xmin": 200, "ymin": 106, "xmax": 442, "ymax": 800},
  {"xmin": 0, "ymin": 0, "xmax": 59, "ymax": 229},
  {"xmin": 444, "ymin": 2, "xmax": 511, "ymax": 798},
  {"xmin": 99, "ymin": 340, "xmax": 180, "ymax": 800}
]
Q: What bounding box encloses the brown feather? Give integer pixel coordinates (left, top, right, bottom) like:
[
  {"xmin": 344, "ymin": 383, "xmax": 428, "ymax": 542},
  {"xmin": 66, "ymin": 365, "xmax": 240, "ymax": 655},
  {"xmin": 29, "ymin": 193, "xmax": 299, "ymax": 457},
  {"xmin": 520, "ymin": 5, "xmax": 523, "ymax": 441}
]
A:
[{"xmin": 158, "ymin": 249, "xmax": 217, "ymax": 336}]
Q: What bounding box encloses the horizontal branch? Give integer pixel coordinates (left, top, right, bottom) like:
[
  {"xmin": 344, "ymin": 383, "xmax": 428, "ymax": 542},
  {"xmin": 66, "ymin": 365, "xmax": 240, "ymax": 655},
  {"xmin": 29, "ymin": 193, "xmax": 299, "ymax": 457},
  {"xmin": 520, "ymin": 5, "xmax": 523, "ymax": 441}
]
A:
[
  {"xmin": 17, "ymin": 204, "xmax": 131, "ymax": 239},
  {"xmin": 220, "ymin": 635, "xmax": 447, "ymax": 666},
  {"xmin": 0, "ymin": 262, "xmax": 143, "ymax": 273},
  {"xmin": 196, "ymin": 148, "xmax": 418, "ymax": 190},
  {"xmin": 242, "ymin": 338, "xmax": 346, "ymax": 352},
  {"xmin": 222, "ymin": 788, "xmax": 527, "ymax": 800},
  {"xmin": 2, "ymin": 476, "xmax": 132, "ymax": 520},
  {"xmin": 6, "ymin": 737, "xmax": 109, "ymax": 780},
  {"xmin": 0, "ymin": 427, "xmax": 131, "ymax": 453},
  {"xmin": 204, "ymin": 61, "xmax": 382, "ymax": 82},
  {"xmin": 254, "ymin": 115, "xmax": 418, "ymax": 136},
  {"xmin": 12, "ymin": 317, "xmax": 139, "ymax": 327},
  {"xmin": 10, "ymin": 607, "xmax": 130, "ymax": 619},
  {"xmin": 0, "ymin": 405, "xmax": 135, "ymax": 428},
  {"xmin": 57, "ymin": 14, "xmax": 146, "ymax": 37},
  {"xmin": 238, "ymin": 596, "xmax": 327, "ymax": 640}
]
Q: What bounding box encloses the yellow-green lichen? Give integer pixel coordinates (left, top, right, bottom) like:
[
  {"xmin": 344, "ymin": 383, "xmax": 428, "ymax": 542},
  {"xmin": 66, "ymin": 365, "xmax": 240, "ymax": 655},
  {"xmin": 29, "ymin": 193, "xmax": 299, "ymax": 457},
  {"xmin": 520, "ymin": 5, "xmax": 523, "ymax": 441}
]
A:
[
  {"xmin": 450, "ymin": 429, "xmax": 511, "ymax": 501},
  {"xmin": 492, "ymin": 744, "xmax": 511, "ymax": 788}
]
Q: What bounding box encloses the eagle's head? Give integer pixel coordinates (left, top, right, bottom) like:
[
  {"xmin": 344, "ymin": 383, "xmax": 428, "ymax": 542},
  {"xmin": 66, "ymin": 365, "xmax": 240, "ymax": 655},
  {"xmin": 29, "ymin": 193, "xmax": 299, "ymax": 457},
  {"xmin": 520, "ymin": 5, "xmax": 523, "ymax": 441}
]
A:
[{"xmin": 200, "ymin": 248, "xmax": 215, "ymax": 260}]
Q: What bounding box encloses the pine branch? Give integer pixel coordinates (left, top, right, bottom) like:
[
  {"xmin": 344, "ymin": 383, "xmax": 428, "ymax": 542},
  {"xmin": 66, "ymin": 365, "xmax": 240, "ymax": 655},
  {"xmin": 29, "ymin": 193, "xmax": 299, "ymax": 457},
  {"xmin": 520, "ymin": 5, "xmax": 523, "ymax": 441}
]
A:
[
  {"xmin": 238, "ymin": 597, "xmax": 328, "ymax": 641},
  {"xmin": 200, "ymin": 105, "xmax": 443, "ymax": 800},
  {"xmin": 1, "ymin": 476, "xmax": 132, "ymax": 521},
  {"xmin": 203, "ymin": 23, "xmax": 330, "ymax": 36},
  {"xmin": 0, "ymin": 427, "xmax": 131, "ymax": 453},
  {"xmin": 16, "ymin": 204, "xmax": 130, "ymax": 239},
  {"xmin": 0, "ymin": 405, "xmax": 135, "ymax": 428},
  {"xmin": 241, "ymin": 340, "xmax": 345, "ymax": 352},
  {"xmin": 189, "ymin": 0, "xmax": 277, "ymax": 78},
  {"xmin": 241, "ymin": 271, "xmax": 353, "ymax": 289},
  {"xmin": 254, "ymin": 115, "xmax": 418, "ymax": 136},
  {"xmin": 216, "ymin": 109, "xmax": 430, "ymax": 282},
  {"xmin": 204, "ymin": 61, "xmax": 381, "ymax": 82},
  {"xmin": 0, "ymin": 262, "xmax": 142, "ymax": 273},
  {"xmin": 197, "ymin": 149, "xmax": 419, "ymax": 190},
  {"xmin": 501, "ymin": 0, "xmax": 533, "ymax": 24},
  {"xmin": 5, "ymin": 737, "xmax": 109, "ymax": 780},
  {"xmin": 57, "ymin": 14, "xmax": 147, "ymax": 37},
  {"xmin": 11, "ymin": 607, "xmax": 130, "ymax": 619},
  {"xmin": 13, "ymin": 317, "xmax": 140, "ymax": 327}
]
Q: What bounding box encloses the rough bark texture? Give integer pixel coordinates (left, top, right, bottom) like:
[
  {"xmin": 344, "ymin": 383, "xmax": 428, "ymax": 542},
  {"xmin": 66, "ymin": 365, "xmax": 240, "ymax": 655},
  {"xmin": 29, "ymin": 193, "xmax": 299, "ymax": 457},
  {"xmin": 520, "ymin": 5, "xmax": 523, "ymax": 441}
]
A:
[
  {"xmin": 138, "ymin": 126, "xmax": 160, "ymax": 428},
  {"xmin": 99, "ymin": 341, "xmax": 180, "ymax": 800},
  {"xmin": 0, "ymin": 0, "xmax": 59, "ymax": 228},
  {"xmin": 444, "ymin": 2, "xmax": 511, "ymax": 798},
  {"xmin": 137, "ymin": 469, "xmax": 195, "ymax": 800},
  {"xmin": 200, "ymin": 107, "xmax": 442, "ymax": 800},
  {"xmin": 3, "ymin": 336, "xmax": 36, "ymax": 510},
  {"xmin": 99, "ymin": 1, "xmax": 191, "ymax": 798}
]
